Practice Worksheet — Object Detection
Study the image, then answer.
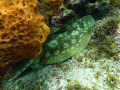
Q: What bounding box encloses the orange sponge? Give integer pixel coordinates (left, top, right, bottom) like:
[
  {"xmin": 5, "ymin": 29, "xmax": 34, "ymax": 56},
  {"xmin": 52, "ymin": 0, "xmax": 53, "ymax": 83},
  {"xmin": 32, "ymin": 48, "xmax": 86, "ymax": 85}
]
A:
[{"xmin": 0, "ymin": 0, "xmax": 50, "ymax": 66}]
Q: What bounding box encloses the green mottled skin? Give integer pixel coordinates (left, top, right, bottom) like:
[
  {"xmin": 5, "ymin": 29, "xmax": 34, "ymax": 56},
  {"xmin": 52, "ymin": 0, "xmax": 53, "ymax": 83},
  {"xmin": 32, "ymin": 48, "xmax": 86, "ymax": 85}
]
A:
[{"xmin": 31, "ymin": 15, "xmax": 95, "ymax": 68}]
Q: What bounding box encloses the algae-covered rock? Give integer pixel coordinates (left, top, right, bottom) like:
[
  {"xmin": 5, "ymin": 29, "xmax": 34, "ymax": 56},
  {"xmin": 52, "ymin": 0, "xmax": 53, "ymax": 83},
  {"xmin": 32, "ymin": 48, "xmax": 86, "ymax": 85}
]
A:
[{"xmin": 31, "ymin": 15, "xmax": 95, "ymax": 68}]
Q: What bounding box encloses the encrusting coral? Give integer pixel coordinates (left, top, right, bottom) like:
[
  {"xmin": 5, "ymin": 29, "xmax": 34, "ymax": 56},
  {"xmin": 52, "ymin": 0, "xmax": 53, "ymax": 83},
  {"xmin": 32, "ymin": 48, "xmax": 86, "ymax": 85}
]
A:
[{"xmin": 0, "ymin": 0, "xmax": 50, "ymax": 80}]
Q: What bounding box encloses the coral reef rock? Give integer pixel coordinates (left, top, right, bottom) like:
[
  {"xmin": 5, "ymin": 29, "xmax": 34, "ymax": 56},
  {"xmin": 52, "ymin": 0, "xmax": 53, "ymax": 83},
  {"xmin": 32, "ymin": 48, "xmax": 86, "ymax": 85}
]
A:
[
  {"xmin": 51, "ymin": 9, "xmax": 75, "ymax": 27},
  {"xmin": 42, "ymin": 0, "xmax": 64, "ymax": 16}
]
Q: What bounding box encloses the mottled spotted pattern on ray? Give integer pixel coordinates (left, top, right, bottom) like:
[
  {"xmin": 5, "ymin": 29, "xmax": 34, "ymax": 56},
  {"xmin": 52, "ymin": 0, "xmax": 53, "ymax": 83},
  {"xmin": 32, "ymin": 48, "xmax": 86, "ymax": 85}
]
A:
[{"xmin": 31, "ymin": 15, "xmax": 95, "ymax": 68}]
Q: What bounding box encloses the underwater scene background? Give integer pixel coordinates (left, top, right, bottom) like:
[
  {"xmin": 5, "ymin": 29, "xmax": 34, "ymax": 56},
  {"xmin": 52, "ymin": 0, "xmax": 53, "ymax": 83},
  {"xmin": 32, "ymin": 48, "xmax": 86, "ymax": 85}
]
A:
[{"xmin": 0, "ymin": 0, "xmax": 120, "ymax": 90}]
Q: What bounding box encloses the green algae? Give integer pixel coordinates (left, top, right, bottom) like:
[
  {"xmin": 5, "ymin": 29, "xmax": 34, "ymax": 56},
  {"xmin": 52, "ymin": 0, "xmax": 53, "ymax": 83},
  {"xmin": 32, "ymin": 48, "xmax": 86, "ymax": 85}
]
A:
[{"xmin": 64, "ymin": 83, "xmax": 91, "ymax": 90}]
